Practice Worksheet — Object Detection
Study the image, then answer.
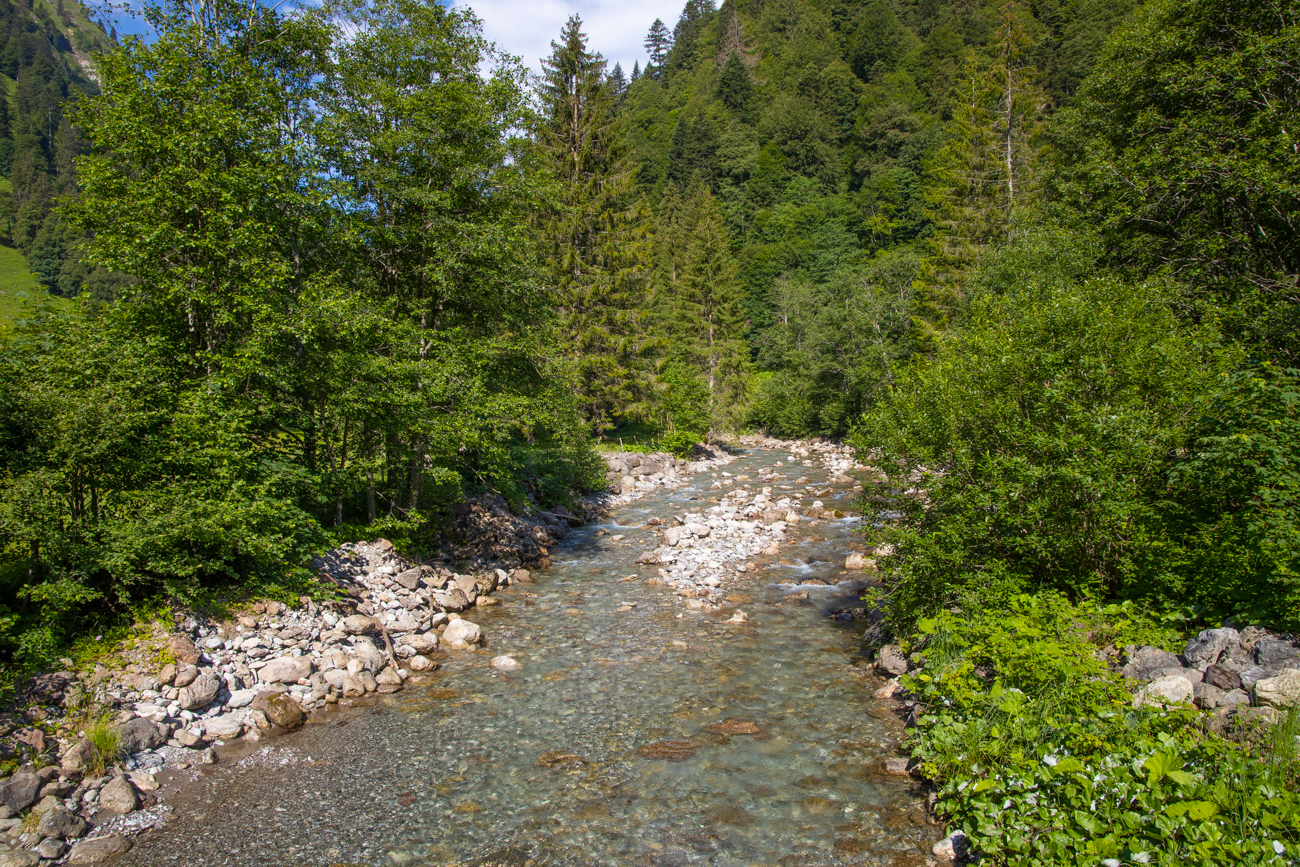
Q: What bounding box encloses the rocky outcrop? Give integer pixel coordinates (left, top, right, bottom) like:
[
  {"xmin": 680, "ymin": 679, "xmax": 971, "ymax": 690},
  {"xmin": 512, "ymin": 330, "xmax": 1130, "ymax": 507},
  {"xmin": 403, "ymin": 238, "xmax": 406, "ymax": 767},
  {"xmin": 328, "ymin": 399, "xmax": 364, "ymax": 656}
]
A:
[{"xmin": 1121, "ymin": 626, "xmax": 1300, "ymax": 713}]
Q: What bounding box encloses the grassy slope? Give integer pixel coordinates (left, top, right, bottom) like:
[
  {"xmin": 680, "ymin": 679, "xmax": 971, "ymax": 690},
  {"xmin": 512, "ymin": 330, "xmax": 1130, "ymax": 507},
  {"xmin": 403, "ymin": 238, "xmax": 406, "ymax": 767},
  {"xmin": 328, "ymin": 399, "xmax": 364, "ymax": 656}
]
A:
[{"xmin": 0, "ymin": 246, "xmax": 68, "ymax": 330}]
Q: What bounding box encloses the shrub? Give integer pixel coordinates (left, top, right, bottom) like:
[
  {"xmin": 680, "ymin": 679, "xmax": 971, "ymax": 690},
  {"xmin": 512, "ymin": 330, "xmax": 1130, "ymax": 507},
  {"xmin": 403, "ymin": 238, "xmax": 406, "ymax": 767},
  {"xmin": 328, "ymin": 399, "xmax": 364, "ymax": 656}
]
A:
[{"xmin": 84, "ymin": 716, "xmax": 122, "ymax": 776}]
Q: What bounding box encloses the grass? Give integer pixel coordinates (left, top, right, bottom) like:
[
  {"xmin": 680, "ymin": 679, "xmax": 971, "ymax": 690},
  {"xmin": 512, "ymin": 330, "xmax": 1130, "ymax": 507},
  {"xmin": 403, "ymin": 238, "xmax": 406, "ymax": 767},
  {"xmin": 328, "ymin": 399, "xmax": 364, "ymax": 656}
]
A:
[
  {"xmin": 0, "ymin": 246, "xmax": 73, "ymax": 332},
  {"xmin": 597, "ymin": 420, "xmax": 668, "ymax": 452},
  {"xmin": 84, "ymin": 715, "xmax": 122, "ymax": 776}
]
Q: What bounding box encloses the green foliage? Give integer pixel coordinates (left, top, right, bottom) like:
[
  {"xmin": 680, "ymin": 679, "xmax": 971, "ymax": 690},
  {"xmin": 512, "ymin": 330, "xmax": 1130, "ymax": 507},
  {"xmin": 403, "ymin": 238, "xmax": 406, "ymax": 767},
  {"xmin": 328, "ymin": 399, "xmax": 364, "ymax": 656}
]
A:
[
  {"xmin": 83, "ymin": 714, "xmax": 122, "ymax": 776},
  {"xmin": 853, "ymin": 231, "xmax": 1235, "ymax": 626},
  {"xmin": 907, "ymin": 598, "xmax": 1300, "ymax": 865},
  {"xmin": 1051, "ymin": 0, "xmax": 1300, "ymax": 361},
  {"xmin": 659, "ymin": 429, "xmax": 701, "ymax": 459}
]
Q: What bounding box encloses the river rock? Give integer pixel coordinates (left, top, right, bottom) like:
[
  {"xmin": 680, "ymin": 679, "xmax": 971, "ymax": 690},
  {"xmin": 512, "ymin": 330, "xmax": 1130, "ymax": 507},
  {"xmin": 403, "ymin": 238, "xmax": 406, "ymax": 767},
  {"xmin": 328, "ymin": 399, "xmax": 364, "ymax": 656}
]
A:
[
  {"xmin": 1204, "ymin": 664, "xmax": 1242, "ymax": 691},
  {"xmin": 351, "ymin": 638, "xmax": 386, "ymax": 671},
  {"xmin": 172, "ymin": 664, "xmax": 198, "ymax": 688},
  {"xmin": 250, "ymin": 693, "xmax": 305, "ymax": 730},
  {"xmin": 343, "ymin": 615, "xmax": 375, "ymax": 635},
  {"xmin": 1255, "ymin": 638, "xmax": 1300, "ymax": 667},
  {"xmin": 98, "ymin": 776, "xmax": 137, "ymax": 814},
  {"xmin": 876, "ymin": 645, "xmax": 908, "ymax": 677},
  {"xmin": 401, "ymin": 633, "xmax": 438, "ymax": 655},
  {"xmin": 157, "ymin": 663, "xmax": 176, "ymax": 686},
  {"xmin": 1193, "ymin": 681, "xmax": 1224, "ymax": 709},
  {"xmin": 37, "ymin": 839, "xmax": 65, "ymax": 860},
  {"xmin": 434, "ymin": 587, "xmax": 472, "ymax": 612},
  {"xmin": 0, "ymin": 771, "xmax": 40, "ymax": 812},
  {"xmin": 1255, "ymin": 669, "xmax": 1300, "ymax": 708},
  {"xmin": 258, "ymin": 656, "xmax": 314, "ymax": 685},
  {"xmin": 116, "ymin": 717, "xmax": 164, "ymax": 754},
  {"xmin": 0, "ymin": 851, "xmax": 39, "ymax": 867},
  {"xmin": 61, "ymin": 738, "xmax": 93, "ymax": 773},
  {"xmin": 443, "ymin": 619, "xmax": 481, "ymax": 647},
  {"xmin": 178, "ymin": 672, "xmax": 221, "ymax": 710},
  {"xmin": 375, "ymin": 666, "xmax": 403, "ymax": 687},
  {"xmin": 491, "ymin": 655, "xmax": 521, "ymax": 671},
  {"xmin": 387, "ymin": 612, "xmax": 420, "ymax": 633},
  {"xmin": 66, "ymin": 836, "xmax": 133, "ymax": 864},
  {"xmin": 38, "ymin": 806, "xmax": 87, "ymax": 839},
  {"xmin": 1123, "ymin": 646, "xmax": 1182, "ymax": 681},
  {"xmin": 844, "ymin": 553, "xmax": 870, "ymax": 570},
  {"xmin": 341, "ymin": 675, "xmax": 365, "ymax": 697},
  {"xmin": 167, "ymin": 635, "xmax": 200, "ymax": 665},
  {"xmin": 393, "ymin": 567, "xmax": 423, "ymax": 590},
  {"xmin": 203, "ymin": 717, "xmax": 245, "ymax": 740},
  {"xmin": 408, "ymin": 655, "xmax": 436, "ymax": 672},
  {"xmin": 932, "ymin": 831, "xmax": 969, "ymax": 860},
  {"xmin": 1183, "ymin": 628, "xmax": 1239, "ymax": 669},
  {"xmin": 226, "ymin": 688, "xmax": 257, "ymax": 708},
  {"xmin": 1134, "ymin": 674, "xmax": 1193, "ymax": 707}
]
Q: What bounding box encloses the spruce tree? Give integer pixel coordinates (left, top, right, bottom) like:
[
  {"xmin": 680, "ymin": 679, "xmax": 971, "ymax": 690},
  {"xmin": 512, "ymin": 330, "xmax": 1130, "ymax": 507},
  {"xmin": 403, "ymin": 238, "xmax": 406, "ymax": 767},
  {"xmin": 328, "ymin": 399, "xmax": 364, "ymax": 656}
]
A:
[
  {"xmin": 644, "ymin": 19, "xmax": 672, "ymax": 72},
  {"xmin": 717, "ymin": 51, "xmax": 752, "ymax": 118},
  {"xmin": 538, "ymin": 15, "xmax": 652, "ymax": 432},
  {"xmin": 630, "ymin": 60, "xmax": 641, "ymax": 82},
  {"xmin": 609, "ymin": 62, "xmax": 627, "ymax": 99}
]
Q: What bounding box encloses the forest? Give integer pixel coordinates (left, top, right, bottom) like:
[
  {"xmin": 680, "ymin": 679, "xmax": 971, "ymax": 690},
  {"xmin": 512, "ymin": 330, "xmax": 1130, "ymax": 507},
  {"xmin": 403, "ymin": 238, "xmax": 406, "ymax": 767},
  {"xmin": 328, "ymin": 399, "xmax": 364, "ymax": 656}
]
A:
[{"xmin": 0, "ymin": 0, "xmax": 1296, "ymax": 859}]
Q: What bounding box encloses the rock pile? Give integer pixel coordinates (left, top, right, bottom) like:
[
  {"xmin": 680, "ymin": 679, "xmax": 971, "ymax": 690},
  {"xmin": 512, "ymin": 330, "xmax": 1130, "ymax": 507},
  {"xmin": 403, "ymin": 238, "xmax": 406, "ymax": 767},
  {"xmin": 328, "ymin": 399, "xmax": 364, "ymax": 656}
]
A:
[{"xmin": 602, "ymin": 449, "xmax": 699, "ymax": 497}]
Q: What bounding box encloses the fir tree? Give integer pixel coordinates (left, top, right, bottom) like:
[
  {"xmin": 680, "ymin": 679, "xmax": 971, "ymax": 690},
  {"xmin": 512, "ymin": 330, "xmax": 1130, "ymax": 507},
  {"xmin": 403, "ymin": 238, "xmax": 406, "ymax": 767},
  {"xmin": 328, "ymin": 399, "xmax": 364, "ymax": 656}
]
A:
[
  {"xmin": 609, "ymin": 62, "xmax": 627, "ymax": 99},
  {"xmin": 538, "ymin": 15, "xmax": 653, "ymax": 432},
  {"xmin": 644, "ymin": 19, "xmax": 672, "ymax": 72},
  {"xmin": 630, "ymin": 60, "xmax": 641, "ymax": 82},
  {"xmin": 717, "ymin": 51, "xmax": 752, "ymax": 118}
]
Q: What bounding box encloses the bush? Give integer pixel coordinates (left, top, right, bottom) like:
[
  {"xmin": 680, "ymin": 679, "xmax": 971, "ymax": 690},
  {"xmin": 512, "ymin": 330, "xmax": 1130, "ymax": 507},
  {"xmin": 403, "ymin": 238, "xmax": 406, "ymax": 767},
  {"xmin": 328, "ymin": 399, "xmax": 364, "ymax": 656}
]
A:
[
  {"xmin": 852, "ymin": 233, "xmax": 1235, "ymax": 627},
  {"xmin": 659, "ymin": 429, "xmax": 703, "ymax": 459},
  {"xmin": 906, "ymin": 597, "xmax": 1300, "ymax": 865}
]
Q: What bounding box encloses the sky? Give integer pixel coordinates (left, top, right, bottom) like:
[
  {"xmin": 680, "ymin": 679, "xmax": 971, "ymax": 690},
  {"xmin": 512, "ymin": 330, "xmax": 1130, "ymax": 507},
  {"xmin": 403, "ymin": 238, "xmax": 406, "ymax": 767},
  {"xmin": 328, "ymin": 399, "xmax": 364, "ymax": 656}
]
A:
[
  {"xmin": 99, "ymin": 0, "xmax": 689, "ymax": 76},
  {"xmin": 454, "ymin": 0, "xmax": 687, "ymax": 77}
]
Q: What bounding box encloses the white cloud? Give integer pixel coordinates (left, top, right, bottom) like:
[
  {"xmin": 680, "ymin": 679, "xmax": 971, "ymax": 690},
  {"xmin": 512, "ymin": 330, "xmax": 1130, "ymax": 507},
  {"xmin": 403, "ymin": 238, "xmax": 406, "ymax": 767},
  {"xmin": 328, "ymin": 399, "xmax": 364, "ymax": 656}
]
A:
[{"xmin": 457, "ymin": 0, "xmax": 687, "ymax": 77}]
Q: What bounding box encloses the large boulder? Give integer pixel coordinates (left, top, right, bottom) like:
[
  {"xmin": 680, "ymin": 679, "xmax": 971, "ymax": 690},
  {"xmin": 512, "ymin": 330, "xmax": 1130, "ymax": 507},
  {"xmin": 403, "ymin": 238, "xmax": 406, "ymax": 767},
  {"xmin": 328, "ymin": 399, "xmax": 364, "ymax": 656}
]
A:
[
  {"xmin": 116, "ymin": 717, "xmax": 164, "ymax": 754},
  {"xmin": 257, "ymin": 656, "xmax": 314, "ymax": 685},
  {"xmin": 342, "ymin": 614, "xmax": 375, "ymax": 635},
  {"xmin": 1133, "ymin": 674, "xmax": 1194, "ymax": 708},
  {"xmin": 0, "ymin": 771, "xmax": 40, "ymax": 812},
  {"xmin": 1122, "ymin": 646, "xmax": 1183, "ymax": 681},
  {"xmin": 66, "ymin": 837, "xmax": 133, "ymax": 865},
  {"xmin": 250, "ymin": 692, "xmax": 305, "ymax": 730},
  {"xmin": 98, "ymin": 776, "xmax": 138, "ymax": 814},
  {"xmin": 203, "ymin": 716, "xmax": 245, "ymax": 740},
  {"xmin": 1255, "ymin": 669, "xmax": 1300, "ymax": 708},
  {"xmin": 1204, "ymin": 664, "xmax": 1242, "ymax": 692},
  {"xmin": 876, "ymin": 645, "xmax": 908, "ymax": 677},
  {"xmin": 351, "ymin": 638, "xmax": 387, "ymax": 671},
  {"xmin": 1255, "ymin": 638, "xmax": 1300, "ymax": 667},
  {"xmin": 442, "ymin": 619, "xmax": 482, "ymax": 647},
  {"xmin": 38, "ymin": 806, "xmax": 88, "ymax": 839},
  {"xmin": 178, "ymin": 672, "xmax": 221, "ymax": 711},
  {"xmin": 393, "ymin": 567, "xmax": 423, "ymax": 590},
  {"xmin": 400, "ymin": 632, "xmax": 438, "ymax": 655},
  {"xmin": 1182, "ymin": 628, "xmax": 1240, "ymax": 669}
]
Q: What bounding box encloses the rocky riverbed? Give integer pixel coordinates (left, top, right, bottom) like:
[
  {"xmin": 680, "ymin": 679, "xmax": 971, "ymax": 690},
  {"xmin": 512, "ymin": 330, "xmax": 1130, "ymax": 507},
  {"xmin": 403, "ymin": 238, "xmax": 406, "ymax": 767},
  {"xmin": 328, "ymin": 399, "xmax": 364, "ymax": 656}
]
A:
[{"xmin": 0, "ymin": 439, "xmax": 943, "ymax": 867}]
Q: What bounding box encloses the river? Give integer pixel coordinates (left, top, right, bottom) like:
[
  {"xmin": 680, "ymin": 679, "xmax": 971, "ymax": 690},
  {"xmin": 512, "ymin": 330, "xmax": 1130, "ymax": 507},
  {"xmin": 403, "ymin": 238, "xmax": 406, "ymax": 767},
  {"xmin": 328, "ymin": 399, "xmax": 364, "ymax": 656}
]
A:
[{"xmin": 117, "ymin": 446, "xmax": 932, "ymax": 867}]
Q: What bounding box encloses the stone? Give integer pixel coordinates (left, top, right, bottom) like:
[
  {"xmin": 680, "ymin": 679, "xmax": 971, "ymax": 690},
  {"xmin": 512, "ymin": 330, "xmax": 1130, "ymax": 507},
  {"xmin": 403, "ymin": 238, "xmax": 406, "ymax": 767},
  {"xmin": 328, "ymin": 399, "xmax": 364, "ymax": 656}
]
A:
[
  {"xmin": 537, "ymin": 751, "xmax": 584, "ymax": 767},
  {"xmin": 36, "ymin": 838, "xmax": 65, "ymax": 860},
  {"xmin": 883, "ymin": 757, "xmax": 912, "ymax": 776},
  {"xmin": 203, "ymin": 717, "xmax": 245, "ymax": 740},
  {"xmin": 1123, "ymin": 646, "xmax": 1183, "ymax": 681},
  {"xmin": 341, "ymin": 675, "xmax": 365, "ymax": 697},
  {"xmin": 1255, "ymin": 669, "xmax": 1300, "ymax": 708},
  {"xmin": 0, "ymin": 772, "xmax": 40, "ymax": 812},
  {"xmin": 257, "ymin": 656, "xmax": 314, "ymax": 685},
  {"xmin": 61, "ymin": 739, "xmax": 93, "ymax": 773},
  {"xmin": 1220, "ymin": 688, "xmax": 1251, "ymax": 707},
  {"xmin": 1204, "ymin": 664, "xmax": 1242, "ymax": 692},
  {"xmin": 511, "ymin": 569, "xmax": 532, "ymax": 584},
  {"xmin": 157, "ymin": 663, "xmax": 176, "ymax": 686},
  {"xmin": 393, "ymin": 567, "xmax": 423, "ymax": 591},
  {"xmin": 174, "ymin": 729, "xmax": 202, "ymax": 748},
  {"xmin": 1183, "ymin": 627, "xmax": 1240, "ymax": 669},
  {"xmin": 876, "ymin": 645, "xmax": 908, "ymax": 677},
  {"xmin": 844, "ymin": 553, "xmax": 870, "ymax": 570},
  {"xmin": 442, "ymin": 619, "xmax": 481, "ymax": 646},
  {"xmin": 38, "ymin": 806, "xmax": 88, "ymax": 839},
  {"xmin": 97, "ymin": 776, "xmax": 137, "ymax": 814},
  {"xmin": 172, "ymin": 664, "xmax": 198, "ymax": 688},
  {"xmin": 167, "ymin": 635, "xmax": 201, "ymax": 665},
  {"xmin": 351, "ymin": 639, "xmax": 386, "ymax": 671},
  {"xmin": 401, "ymin": 633, "xmax": 438, "ymax": 655},
  {"xmin": 226, "ymin": 689, "xmax": 256, "ymax": 708},
  {"xmin": 343, "ymin": 615, "xmax": 375, "ymax": 635},
  {"xmin": 375, "ymin": 666, "xmax": 404, "ymax": 687},
  {"xmin": 250, "ymin": 692, "xmax": 305, "ymax": 730},
  {"xmin": 31, "ymin": 794, "xmax": 63, "ymax": 817},
  {"xmin": 932, "ymin": 831, "xmax": 969, "ymax": 861},
  {"xmin": 1193, "ymin": 681, "xmax": 1224, "ymax": 710},
  {"xmin": 408, "ymin": 656, "xmax": 436, "ymax": 672},
  {"xmin": 386, "ymin": 613, "xmax": 420, "ymax": 633},
  {"xmin": 115, "ymin": 717, "xmax": 164, "ymax": 754},
  {"xmin": 490, "ymin": 655, "xmax": 521, "ymax": 672},
  {"xmin": 1133, "ymin": 674, "xmax": 1194, "ymax": 708},
  {"xmin": 66, "ymin": 836, "xmax": 133, "ymax": 864},
  {"xmin": 433, "ymin": 587, "xmax": 472, "ymax": 612},
  {"xmin": 636, "ymin": 740, "xmax": 695, "ymax": 761},
  {"xmin": 1255, "ymin": 638, "xmax": 1300, "ymax": 667},
  {"xmin": 0, "ymin": 851, "xmax": 39, "ymax": 867},
  {"xmin": 178, "ymin": 673, "xmax": 221, "ymax": 710}
]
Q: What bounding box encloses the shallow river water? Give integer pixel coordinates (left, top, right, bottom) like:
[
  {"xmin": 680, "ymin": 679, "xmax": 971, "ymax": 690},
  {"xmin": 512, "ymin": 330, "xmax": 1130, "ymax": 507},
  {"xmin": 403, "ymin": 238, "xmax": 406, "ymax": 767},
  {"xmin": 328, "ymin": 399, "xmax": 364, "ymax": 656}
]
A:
[{"xmin": 120, "ymin": 447, "xmax": 932, "ymax": 867}]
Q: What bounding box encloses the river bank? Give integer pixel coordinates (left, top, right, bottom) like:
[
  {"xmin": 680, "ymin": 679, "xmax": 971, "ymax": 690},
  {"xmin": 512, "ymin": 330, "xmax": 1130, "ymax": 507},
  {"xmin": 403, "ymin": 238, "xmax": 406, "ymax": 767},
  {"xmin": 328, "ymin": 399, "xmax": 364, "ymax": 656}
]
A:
[{"xmin": 0, "ymin": 438, "xmax": 938, "ymax": 867}]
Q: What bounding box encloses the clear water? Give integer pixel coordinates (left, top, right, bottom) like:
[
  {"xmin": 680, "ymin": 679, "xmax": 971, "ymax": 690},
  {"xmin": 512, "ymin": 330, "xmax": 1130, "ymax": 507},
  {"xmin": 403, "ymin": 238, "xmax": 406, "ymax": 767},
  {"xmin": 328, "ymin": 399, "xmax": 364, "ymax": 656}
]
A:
[{"xmin": 123, "ymin": 448, "xmax": 932, "ymax": 867}]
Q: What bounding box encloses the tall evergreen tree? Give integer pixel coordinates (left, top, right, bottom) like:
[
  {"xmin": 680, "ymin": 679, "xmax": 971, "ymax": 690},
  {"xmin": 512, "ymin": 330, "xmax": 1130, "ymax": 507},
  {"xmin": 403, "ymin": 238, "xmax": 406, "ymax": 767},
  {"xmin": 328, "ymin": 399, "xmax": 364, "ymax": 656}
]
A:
[
  {"xmin": 630, "ymin": 59, "xmax": 641, "ymax": 82},
  {"xmin": 717, "ymin": 51, "xmax": 752, "ymax": 118},
  {"xmin": 644, "ymin": 18, "xmax": 671, "ymax": 71},
  {"xmin": 609, "ymin": 61, "xmax": 627, "ymax": 99},
  {"xmin": 538, "ymin": 15, "xmax": 652, "ymax": 432}
]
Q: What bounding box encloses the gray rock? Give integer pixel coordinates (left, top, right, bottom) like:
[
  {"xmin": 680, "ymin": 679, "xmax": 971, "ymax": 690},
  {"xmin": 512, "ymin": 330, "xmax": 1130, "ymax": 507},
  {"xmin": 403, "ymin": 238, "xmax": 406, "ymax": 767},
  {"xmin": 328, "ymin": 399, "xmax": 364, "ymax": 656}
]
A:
[
  {"xmin": 115, "ymin": 718, "xmax": 164, "ymax": 754},
  {"xmin": 393, "ymin": 568, "xmax": 423, "ymax": 591},
  {"xmin": 97, "ymin": 776, "xmax": 137, "ymax": 814},
  {"xmin": 351, "ymin": 639, "xmax": 386, "ymax": 671},
  {"xmin": 171, "ymin": 664, "xmax": 198, "ymax": 688},
  {"xmin": 1204, "ymin": 664, "xmax": 1242, "ymax": 692},
  {"xmin": 167, "ymin": 634, "xmax": 200, "ymax": 665},
  {"xmin": 257, "ymin": 656, "xmax": 314, "ymax": 685},
  {"xmin": 66, "ymin": 836, "xmax": 133, "ymax": 864},
  {"xmin": 1255, "ymin": 638, "xmax": 1300, "ymax": 667},
  {"xmin": 0, "ymin": 772, "xmax": 41, "ymax": 812},
  {"xmin": 433, "ymin": 587, "xmax": 472, "ymax": 612},
  {"xmin": 342, "ymin": 615, "xmax": 374, "ymax": 635},
  {"xmin": 225, "ymin": 689, "xmax": 256, "ymax": 708},
  {"xmin": 37, "ymin": 838, "xmax": 65, "ymax": 859},
  {"xmin": 38, "ymin": 806, "xmax": 88, "ymax": 839},
  {"xmin": 1255, "ymin": 669, "xmax": 1300, "ymax": 708},
  {"xmin": 0, "ymin": 851, "xmax": 39, "ymax": 867},
  {"xmin": 1241, "ymin": 666, "xmax": 1277, "ymax": 689},
  {"xmin": 1133, "ymin": 674, "xmax": 1194, "ymax": 707},
  {"xmin": 442, "ymin": 619, "xmax": 481, "ymax": 646},
  {"xmin": 1193, "ymin": 681, "xmax": 1224, "ymax": 709},
  {"xmin": 178, "ymin": 673, "xmax": 220, "ymax": 710},
  {"xmin": 1122, "ymin": 646, "xmax": 1182, "ymax": 681},
  {"xmin": 400, "ymin": 633, "xmax": 438, "ymax": 655},
  {"xmin": 202, "ymin": 717, "xmax": 244, "ymax": 740},
  {"xmin": 1183, "ymin": 627, "xmax": 1239, "ymax": 669},
  {"xmin": 876, "ymin": 645, "xmax": 908, "ymax": 677},
  {"xmin": 1220, "ymin": 688, "xmax": 1251, "ymax": 707},
  {"xmin": 932, "ymin": 830, "xmax": 969, "ymax": 860}
]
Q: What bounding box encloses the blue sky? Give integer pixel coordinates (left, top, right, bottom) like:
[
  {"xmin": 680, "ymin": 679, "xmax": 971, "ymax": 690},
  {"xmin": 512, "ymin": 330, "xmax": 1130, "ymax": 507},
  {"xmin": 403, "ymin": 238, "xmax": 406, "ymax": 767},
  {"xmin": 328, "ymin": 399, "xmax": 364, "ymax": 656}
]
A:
[{"xmin": 99, "ymin": 0, "xmax": 690, "ymax": 77}]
